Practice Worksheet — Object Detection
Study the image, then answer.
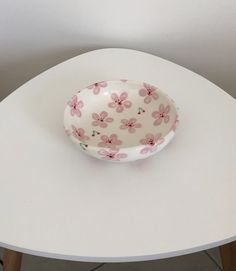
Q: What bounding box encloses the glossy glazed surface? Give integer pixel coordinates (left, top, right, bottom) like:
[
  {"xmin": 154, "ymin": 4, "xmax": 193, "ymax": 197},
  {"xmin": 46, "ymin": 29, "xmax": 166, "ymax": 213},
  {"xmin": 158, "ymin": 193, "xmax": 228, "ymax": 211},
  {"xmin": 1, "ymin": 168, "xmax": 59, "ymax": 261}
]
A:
[{"xmin": 64, "ymin": 80, "xmax": 179, "ymax": 161}]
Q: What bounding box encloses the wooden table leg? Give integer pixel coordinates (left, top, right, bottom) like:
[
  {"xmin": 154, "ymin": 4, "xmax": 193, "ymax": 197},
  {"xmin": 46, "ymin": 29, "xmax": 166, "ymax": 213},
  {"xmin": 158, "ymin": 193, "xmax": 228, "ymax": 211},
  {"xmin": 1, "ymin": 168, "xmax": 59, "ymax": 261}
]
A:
[
  {"xmin": 3, "ymin": 249, "xmax": 22, "ymax": 271},
  {"xmin": 220, "ymin": 242, "xmax": 236, "ymax": 271}
]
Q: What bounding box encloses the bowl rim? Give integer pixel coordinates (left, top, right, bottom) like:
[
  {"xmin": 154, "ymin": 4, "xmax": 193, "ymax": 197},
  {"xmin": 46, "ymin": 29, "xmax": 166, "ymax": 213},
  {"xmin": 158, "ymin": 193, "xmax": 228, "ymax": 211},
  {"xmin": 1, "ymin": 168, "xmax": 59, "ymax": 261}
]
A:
[{"xmin": 64, "ymin": 79, "xmax": 180, "ymax": 150}]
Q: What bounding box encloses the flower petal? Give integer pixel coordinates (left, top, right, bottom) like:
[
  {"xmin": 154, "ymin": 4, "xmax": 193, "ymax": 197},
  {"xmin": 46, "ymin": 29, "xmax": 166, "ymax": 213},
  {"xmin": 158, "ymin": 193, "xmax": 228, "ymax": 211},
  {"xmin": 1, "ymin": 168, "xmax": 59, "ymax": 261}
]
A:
[
  {"xmin": 116, "ymin": 140, "xmax": 122, "ymax": 145},
  {"xmin": 152, "ymin": 111, "xmax": 159, "ymax": 118},
  {"xmin": 129, "ymin": 127, "xmax": 136, "ymax": 133},
  {"xmin": 108, "ymin": 102, "xmax": 116, "ymax": 108},
  {"xmin": 111, "ymin": 93, "xmax": 118, "ymax": 101},
  {"xmin": 93, "ymin": 87, "xmax": 100, "ymax": 95},
  {"xmin": 140, "ymin": 147, "xmax": 150, "ymax": 154},
  {"xmin": 154, "ymin": 133, "xmax": 162, "ymax": 141},
  {"xmin": 92, "ymin": 121, "xmax": 99, "ymax": 126},
  {"xmin": 116, "ymin": 106, "xmax": 124, "ymax": 113},
  {"xmin": 130, "ymin": 118, "xmax": 137, "ymax": 123},
  {"xmin": 120, "ymin": 92, "xmax": 128, "ymax": 100},
  {"xmin": 87, "ymin": 85, "xmax": 94, "ymax": 89},
  {"xmin": 78, "ymin": 128, "xmax": 84, "ymax": 135},
  {"xmin": 165, "ymin": 105, "xmax": 170, "ymax": 113},
  {"xmin": 92, "ymin": 113, "xmax": 100, "ymax": 120},
  {"xmin": 101, "ymin": 135, "xmax": 108, "ymax": 141},
  {"xmin": 116, "ymin": 153, "xmax": 127, "ymax": 159},
  {"xmin": 100, "ymin": 122, "xmax": 107, "ymax": 128},
  {"xmin": 98, "ymin": 149, "xmax": 108, "ymax": 155},
  {"xmin": 159, "ymin": 104, "xmax": 165, "ymax": 113},
  {"xmin": 71, "ymin": 95, "xmax": 77, "ymax": 103},
  {"xmin": 152, "ymin": 92, "xmax": 159, "ymax": 100},
  {"xmin": 67, "ymin": 100, "xmax": 73, "ymax": 107},
  {"xmin": 144, "ymin": 96, "xmax": 152, "ymax": 104},
  {"xmin": 70, "ymin": 109, "xmax": 75, "ymax": 116},
  {"xmin": 139, "ymin": 88, "xmax": 148, "ymax": 97},
  {"xmin": 154, "ymin": 118, "xmax": 162, "ymax": 126},
  {"xmin": 109, "ymin": 145, "xmax": 119, "ymax": 150},
  {"xmin": 100, "ymin": 81, "xmax": 107, "ymax": 87},
  {"xmin": 140, "ymin": 138, "xmax": 147, "ymax": 145},
  {"xmin": 105, "ymin": 117, "xmax": 113, "ymax": 123},
  {"xmin": 124, "ymin": 101, "xmax": 132, "ymax": 108},
  {"xmin": 134, "ymin": 123, "xmax": 142, "ymax": 128},
  {"xmin": 164, "ymin": 115, "xmax": 170, "ymax": 123},
  {"xmin": 120, "ymin": 125, "xmax": 127, "ymax": 130},
  {"xmin": 75, "ymin": 110, "xmax": 81, "ymax": 117},
  {"xmin": 77, "ymin": 100, "xmax": 84, "ymax": 108},
  {"xmin": 100, "ymin": 111, "xmax": 108, "ymax": 118},
  {"xmin": 121, "ymin": 119, "xmax": 128, "ymax": 124},
  {"xmin": 110, "ymin": 134, "xmax": 117, "ymax": 139}
]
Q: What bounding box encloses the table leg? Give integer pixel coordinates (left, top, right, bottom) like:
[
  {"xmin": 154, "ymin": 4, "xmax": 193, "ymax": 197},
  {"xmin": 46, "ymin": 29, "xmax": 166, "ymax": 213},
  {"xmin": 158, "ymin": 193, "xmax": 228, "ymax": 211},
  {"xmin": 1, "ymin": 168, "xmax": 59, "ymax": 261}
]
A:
[
  {"xmin": 3, "ymin": 249, "xmax": 22, "ymax": 271},
  {"xmin": 220, "ymin": 242, "xmax": 236, "ymax": 271}
]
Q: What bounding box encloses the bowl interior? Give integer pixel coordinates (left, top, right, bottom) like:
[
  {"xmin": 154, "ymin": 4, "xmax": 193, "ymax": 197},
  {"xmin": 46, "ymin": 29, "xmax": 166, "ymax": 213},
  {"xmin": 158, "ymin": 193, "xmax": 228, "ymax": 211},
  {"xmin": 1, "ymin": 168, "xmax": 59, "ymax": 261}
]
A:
[{"xmin": 64, "ymin": 80, "xmax": 178, "ymax": 149}]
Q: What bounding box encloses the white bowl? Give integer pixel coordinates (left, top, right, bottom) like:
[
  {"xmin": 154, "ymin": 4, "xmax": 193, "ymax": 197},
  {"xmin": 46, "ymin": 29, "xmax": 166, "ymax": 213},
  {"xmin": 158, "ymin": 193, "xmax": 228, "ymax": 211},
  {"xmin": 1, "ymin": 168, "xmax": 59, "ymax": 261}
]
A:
[{"xmin": 64, "ymin": 80, "xmax": 179, "ymax": 162}]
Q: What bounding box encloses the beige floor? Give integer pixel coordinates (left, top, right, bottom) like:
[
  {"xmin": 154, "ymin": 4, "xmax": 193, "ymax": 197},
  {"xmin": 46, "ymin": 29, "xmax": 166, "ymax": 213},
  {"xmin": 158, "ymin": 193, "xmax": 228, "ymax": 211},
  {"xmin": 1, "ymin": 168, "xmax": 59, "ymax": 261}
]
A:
[{"xmin": 0, "ymin": 247, "xmax": 222, "ymax": 271}]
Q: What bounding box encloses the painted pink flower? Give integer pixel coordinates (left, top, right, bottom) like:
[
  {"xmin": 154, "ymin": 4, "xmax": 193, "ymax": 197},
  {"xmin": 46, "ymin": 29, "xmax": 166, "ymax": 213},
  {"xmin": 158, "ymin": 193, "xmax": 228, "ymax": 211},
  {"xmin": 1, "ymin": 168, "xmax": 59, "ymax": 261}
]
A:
[
  {"xmin": 139, "ymin": 83, "xmax": 158, "ymax": 104},
  {"xmin": 92, "ymin": 111, "xmax": 113, "ymax": 128},
  {"xmin": 121, "ymin": 79, "xmax": 128, "ymax": 82},
  {"xmin": 71, "ymin": 125, "xmax": 89, "ymax": 142},
  {"xmin": 87, "ymin": 81, "xmax": 107, "ymax": 95},
  {"xmin": 98, "ymin": 134, "xmax": 122, "ymax": 149},
  {"xmin": 171, "ymin": 114, "xmax": 179, "ymax": 132},
  {"xmin": 120, "ymin": 118, "xmax": 142, "ymax": 133},
  {"xmin": 140, "ymin": 133, "xmax": 164, "ymax": 154},
  {"xmin": 152, "ymin": 104, "xmax": 170, "ymax": 126},
  {"xmin": 98, "ymin": 149, "xmax": 127, "ymax": 161},
  {"xmin": 67, "ymin": 95, "xmax": 83, "ymax": 117},
  {"xmin": 108, "ymin": 92, "xmax": 132, "ymax": 113}
]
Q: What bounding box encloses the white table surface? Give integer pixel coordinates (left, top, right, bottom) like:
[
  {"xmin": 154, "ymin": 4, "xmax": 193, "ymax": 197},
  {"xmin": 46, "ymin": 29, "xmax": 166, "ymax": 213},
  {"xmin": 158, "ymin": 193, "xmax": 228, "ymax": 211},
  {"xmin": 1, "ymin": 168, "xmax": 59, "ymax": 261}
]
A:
[{"xmin": 0, "ymin": 48, "xmax": 235, "ymax": 262}]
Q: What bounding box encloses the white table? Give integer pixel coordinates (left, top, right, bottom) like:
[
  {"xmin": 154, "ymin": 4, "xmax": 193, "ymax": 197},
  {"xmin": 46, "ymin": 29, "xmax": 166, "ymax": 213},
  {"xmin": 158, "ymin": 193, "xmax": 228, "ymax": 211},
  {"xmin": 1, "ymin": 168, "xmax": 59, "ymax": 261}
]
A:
[{"xmin": 0, "ymin": 49, "xmax": 235, "ymax": 271}]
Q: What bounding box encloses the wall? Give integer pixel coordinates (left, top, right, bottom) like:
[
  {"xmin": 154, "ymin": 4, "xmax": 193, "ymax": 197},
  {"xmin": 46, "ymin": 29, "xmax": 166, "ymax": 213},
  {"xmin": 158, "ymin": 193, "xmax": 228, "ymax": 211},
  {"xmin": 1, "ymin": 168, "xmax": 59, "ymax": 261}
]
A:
[{"xmin": 0, "ymin": 0, "xmax": 236, "ymax": 100}]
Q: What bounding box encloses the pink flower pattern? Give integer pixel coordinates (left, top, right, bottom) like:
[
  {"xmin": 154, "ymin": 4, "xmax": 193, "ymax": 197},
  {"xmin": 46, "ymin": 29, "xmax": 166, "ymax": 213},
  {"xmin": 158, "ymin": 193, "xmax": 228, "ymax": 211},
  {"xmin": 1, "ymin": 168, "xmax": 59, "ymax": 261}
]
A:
[
  {"xmin": 139, "ymin": 83, "xmax": 158, "ymax": 104},
  {"xmin": 92, "ymin": 111, "xmax": 114, "ymax": 128},
  {"xmin": 98, "ymin": 134, "xmax": 122, "ymax": 149},
  {"xmin": 98, "ymin": 149, "xmax": 127, "ymax": 161},
  {"xmin": 140, "ymin": 133, "xmax": 164, "ymax": 154},
  {"xmin": 120, "ymin": 118, "xmax": 142, "ymax": 133},
  {"xmin": 87, "ymin": 81, "xmax": 107, "ymax": 95},
  {"xmin": 71, "ymin": 125, "xmax": 89, "ymax": 142},
  {"xmin": 65, "ymin": 81, "xmax": 178, "ymax": 161},
  {"xmin": 67, "ymin": 95, "xmax": 83, "ymax": 117},
  {"xmin": 108, "ymin": 92, "xmax": 132, "ymax": 113},
  {"xmin": 152, "ymin": 104, "xmax": 170, "ymax": 126}
]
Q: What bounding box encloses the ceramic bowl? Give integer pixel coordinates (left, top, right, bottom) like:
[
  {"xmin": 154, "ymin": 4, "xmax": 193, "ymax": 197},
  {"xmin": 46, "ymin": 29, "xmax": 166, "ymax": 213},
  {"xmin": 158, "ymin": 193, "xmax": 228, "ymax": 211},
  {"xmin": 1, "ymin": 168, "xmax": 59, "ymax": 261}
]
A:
[{"xmin": 64, "ymin": 80, "xmax": 179, "ymax": 162}]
